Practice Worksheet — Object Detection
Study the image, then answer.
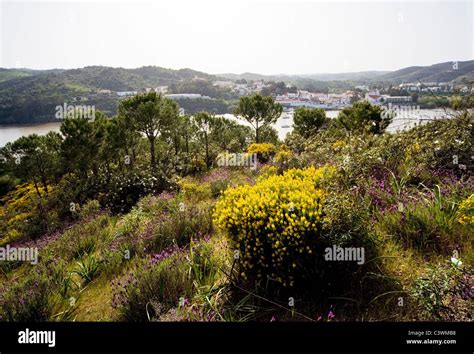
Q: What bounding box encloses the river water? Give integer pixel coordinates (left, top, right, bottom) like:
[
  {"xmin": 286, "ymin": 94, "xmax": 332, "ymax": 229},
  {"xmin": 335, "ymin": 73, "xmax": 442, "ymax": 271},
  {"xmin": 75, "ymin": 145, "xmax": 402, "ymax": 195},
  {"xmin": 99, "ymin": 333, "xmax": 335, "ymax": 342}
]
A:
[{"xmin": 0, "ymin": 109, "xmax": 457, "ymax": 147}]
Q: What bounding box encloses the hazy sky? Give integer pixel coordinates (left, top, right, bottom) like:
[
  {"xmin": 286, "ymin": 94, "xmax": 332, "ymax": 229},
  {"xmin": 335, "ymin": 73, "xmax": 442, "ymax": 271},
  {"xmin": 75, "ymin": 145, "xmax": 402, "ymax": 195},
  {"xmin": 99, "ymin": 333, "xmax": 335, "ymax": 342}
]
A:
[{"xmin": 0, "ymin": 0, "xmax": 472, "ymax": 74}]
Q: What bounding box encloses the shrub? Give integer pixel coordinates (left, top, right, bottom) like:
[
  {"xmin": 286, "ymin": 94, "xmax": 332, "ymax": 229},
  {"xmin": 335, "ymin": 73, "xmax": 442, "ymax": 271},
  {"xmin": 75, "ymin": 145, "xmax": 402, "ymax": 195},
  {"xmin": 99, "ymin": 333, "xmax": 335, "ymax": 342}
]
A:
[
  {"xmin": 0, "ymin": 271, "xmax": 52, "ymax": 321},
  {"xmin": 213, "ymin": 165, "xmax": 370, "ymax": 289},
  {"xmin": 274, "ymin": 145, "xmax": 299, "ymax": 173},
  {"xmin": 247, "ymin": 143, "xmax": 276, "ymax": 164},
  {"xmin": 112, "ymin": 255, "xmax": 193, "ymax": 321},
  {"xmin": 78, "ymin": 199, "xmax": 101, "ymax": 220},
  {"xmin": 103, "ymin": 168, "xmax": 170, "ymax": 214},
  {"xmin": 457, "ymin": 194, "xmax": 474, "ymax": 226},
  {"xmin": 411, "ymin": 261, "xmax": 473, "ymax": 321},
  {"xmin": 256, "ymin": 165, "xmax": 277, "ymax": 181},
  {"xmin": 146, "ymin": 203, "xmax": 213, "ymax": 253},
  {"xmin": 0, "ymin": 183, "xmax": 49, "ymax": 244},
  {"xmin": 209, "ymin": 179, "xmax": 229, "ymax": 198},
  {"xmin": 376, "ymin": 188, "xmax": 467, "ymax": 254},
  {"xmin": 73, "ymin": 255, "xmax": 102, "ymax": 284},
  {"xmin": 178, "ymin": 179, "xmax": 211, "ymax": 202}
]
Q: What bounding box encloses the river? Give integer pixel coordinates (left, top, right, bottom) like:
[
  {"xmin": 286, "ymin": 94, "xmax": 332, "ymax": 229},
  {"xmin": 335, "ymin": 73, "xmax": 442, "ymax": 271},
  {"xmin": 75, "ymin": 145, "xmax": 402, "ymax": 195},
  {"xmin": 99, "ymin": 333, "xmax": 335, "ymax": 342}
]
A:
[
  {"xmin": 0, "ymin": 109, "xmax": 458, "ymax": 147},
  {"xmin": 0, "ymin": 122, "xmax": 62, "ymax": 147}
]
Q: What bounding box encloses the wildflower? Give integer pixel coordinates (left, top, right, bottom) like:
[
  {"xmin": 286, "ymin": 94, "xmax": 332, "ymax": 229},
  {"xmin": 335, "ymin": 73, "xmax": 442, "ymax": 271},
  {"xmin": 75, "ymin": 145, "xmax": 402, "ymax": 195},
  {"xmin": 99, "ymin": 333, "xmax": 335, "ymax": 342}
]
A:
[{"xmin": 451, "ymin": 257, "xmax": 463, "ymax": 267}]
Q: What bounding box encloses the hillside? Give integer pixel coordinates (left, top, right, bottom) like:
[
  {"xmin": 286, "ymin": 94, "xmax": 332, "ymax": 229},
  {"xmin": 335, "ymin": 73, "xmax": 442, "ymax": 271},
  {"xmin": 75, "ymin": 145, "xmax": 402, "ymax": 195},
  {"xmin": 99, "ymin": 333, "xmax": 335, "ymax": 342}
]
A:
[
  {"xmin": 0, "ymin": 111, "xmax": 472, "ymax": 323},
  {"xmin": 0, "ymin": 60, "xmax": 473, "ymax": 125},
  {"xmin": 60, "ymin": 66, "xmax": 219, "ymax": 91},
  {"xmin": 0, "ymin": 66, "xmax": 223, "ymax": 124},
  {"xmin": 221, "ymin": 61, "xmax": 474, "ymax": 85},
  {"xmin": 220, "ymin": 71, "xmax": 390, "ymax": 82},
  {"xmin": 0, "ymin": 69, "xmax": 33, "ymax": 82},
  {"xmin": 375, "ymin": 60, "xmax": 474, "ymax": 84}
]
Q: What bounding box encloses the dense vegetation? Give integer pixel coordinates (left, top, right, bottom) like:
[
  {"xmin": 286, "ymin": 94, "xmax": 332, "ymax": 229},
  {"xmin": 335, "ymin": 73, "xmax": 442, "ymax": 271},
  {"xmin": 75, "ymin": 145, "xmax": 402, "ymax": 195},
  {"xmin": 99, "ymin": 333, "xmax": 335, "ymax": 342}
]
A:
[
  {"xmin": 0, "ymin": 92, "xmax": 472, "ymax": 322},
  {"xmin": 0, "ymin": 66, "xmax": 228, "ymax": 124},
  {"xmin": 1, "ymin": 60, "xmax": 472, "ymax": 124}
]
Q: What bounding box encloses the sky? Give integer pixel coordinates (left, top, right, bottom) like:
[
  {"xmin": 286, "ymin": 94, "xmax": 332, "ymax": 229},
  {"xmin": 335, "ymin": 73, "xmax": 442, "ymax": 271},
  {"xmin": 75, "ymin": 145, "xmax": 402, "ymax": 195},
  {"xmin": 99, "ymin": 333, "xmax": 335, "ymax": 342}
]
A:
[{"xmin": 0, "ymin": 0, "xmax": 473, "ymax": 75}]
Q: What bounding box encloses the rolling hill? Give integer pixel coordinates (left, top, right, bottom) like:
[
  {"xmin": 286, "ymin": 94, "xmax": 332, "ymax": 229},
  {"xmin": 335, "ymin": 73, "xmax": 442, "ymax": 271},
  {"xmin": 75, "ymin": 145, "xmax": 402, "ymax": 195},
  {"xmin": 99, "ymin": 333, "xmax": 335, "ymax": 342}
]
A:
[
  {"xmin": 375, "ymin": 60, "xmax": 474, "ymax": 84},
  {"xmin": 0, "ymin": 60, "xmax": 472, "ymax": 124},
  {"xmin": 220, "ymin": 60, "xmax": 474, "ymax": 84}
]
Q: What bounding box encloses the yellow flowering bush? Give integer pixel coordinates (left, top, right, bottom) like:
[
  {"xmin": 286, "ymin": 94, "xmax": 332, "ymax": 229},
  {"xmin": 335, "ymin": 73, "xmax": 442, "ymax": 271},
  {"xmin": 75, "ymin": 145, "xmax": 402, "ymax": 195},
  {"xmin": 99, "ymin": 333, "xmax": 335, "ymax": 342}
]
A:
[
  {"xmin": 331, "ymin": 140, "xmax": 346, "ymax": 152},
  {"xmin": 404, "ymin": 142, "xmax": 421, "ymax": 162},
  {"xmin": 247, "ymin": 143, "xmax": 276, "ymax": 163},
  {"xmin": 274, "ymin": 145, "xmax": 299, "ymax": 172},
  {"xmin": 256, "ymin": 165, "xmax": 277, "ymax": 182},
  {"xmin": 0, "ymin": 183, "xmax": 48, "ymax": 244},
  {"xmin": 213, "ymin": 165, "xmax": 337, "ymax": 287},
  {"xmin": 457, "ymin": 195, "xmax": 474, "ymax": 226}
]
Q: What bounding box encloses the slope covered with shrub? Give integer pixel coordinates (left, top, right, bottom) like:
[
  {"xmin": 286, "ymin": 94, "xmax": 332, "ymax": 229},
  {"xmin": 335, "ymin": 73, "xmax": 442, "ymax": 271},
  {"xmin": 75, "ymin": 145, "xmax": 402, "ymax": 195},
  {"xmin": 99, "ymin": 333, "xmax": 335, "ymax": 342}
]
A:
[{"xmin": 0, "ymin": 97, "xmax": 472, "ymax": 322}]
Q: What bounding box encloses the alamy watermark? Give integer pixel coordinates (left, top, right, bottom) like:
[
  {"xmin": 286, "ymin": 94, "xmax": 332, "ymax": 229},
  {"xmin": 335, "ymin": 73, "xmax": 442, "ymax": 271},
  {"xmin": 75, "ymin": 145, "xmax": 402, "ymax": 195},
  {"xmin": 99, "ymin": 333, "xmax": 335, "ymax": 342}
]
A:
[
  {"xmin": 0, "ymin": 245, "xmax": 38, "ymax": 265},
  {"xmin": 18, "ymin": 328, "xmax": 55, "ymax": 347},
  {"xmin": 381, "ymin": 103, "xmax": 421, "ymax": 119},
  {"xmin": 216, "ymin": 151, "xmax": 258, "ymax": 170},
  {"xmin": 55, "ymin": 102, "xmax": 95, "ymax": 121},
  {"xmin": 324, "ymin": 245, "xmax": 365, "ymax": 265}
]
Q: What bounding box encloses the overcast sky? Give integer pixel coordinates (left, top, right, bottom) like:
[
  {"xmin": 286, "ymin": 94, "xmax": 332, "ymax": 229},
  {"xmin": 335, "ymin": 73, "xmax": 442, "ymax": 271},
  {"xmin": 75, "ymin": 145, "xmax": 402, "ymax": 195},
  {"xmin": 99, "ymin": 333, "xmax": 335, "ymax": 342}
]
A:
[{"xmin": 0, "ymin": 0, "xmax": 472, "ymax": 74}]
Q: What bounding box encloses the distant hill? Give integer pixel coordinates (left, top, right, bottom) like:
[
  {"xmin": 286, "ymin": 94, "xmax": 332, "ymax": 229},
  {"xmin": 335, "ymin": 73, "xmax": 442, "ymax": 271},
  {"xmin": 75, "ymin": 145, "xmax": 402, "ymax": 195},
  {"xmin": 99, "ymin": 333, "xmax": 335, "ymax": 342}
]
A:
[
  {"xmin": 220, "ymin": 61, "xmax": 474, "ymax": 84},
  {"xmin": 0, "ymin": 66, "xmax": 222, "ymax": 124},
  {"xmin": 0, "ymin": 60, "xmax": 472, "ymax": 125},
  {"xmin": 0, "ymin": 69, "xmax": 33, "ymax": 82},
  {"xmin": 374, "ymin": 60, "xmax": 474, "ymax": 84},
  {"xmin": 220, "ymin": 71, "xmax": 389, "ymax": 82},
  {"xmin": 301, "ymin": 71, "xmax": 390, "ymax": 82},
  {"xmin": 59, "ymin": 66, "xmax": 219, "ymax": 91}
]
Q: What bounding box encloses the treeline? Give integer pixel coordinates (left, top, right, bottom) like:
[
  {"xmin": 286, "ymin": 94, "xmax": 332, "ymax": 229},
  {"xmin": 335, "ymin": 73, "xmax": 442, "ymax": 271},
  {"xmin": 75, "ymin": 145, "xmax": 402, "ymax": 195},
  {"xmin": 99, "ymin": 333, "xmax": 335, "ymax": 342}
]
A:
[
  {"xmin": 0, "ymin": 92, "xmax": 397, "ymax": 243},
  {"xmin": 0, "ymin": 92, "xmax": 265, "ymax": 240}
]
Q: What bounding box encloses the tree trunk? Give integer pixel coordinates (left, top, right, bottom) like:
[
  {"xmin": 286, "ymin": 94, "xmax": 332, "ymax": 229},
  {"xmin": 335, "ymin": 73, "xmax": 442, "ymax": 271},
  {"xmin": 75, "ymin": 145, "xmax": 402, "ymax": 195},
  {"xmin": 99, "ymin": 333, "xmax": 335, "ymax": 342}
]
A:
[
  {"xmin": 255, "ymin": 121, "xmax": 259, "ymax": 144},
  {"xmin": 185, "ymin": 134, "xmax": 189, "ymax": 155},
  {"xmin": 205, "ymin": 132, "xmax": 210, "ymax": 168},
  {"xmin": 149, "ymin": 136, "xmax": 156, "ymax": 166}
]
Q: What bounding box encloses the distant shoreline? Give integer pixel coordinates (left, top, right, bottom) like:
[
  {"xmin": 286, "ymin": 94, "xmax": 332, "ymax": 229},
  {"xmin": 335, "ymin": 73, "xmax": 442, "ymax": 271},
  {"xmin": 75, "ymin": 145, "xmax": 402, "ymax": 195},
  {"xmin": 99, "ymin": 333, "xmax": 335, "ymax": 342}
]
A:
[{"xmin": 0, "ymin": 121, "xmax": 62, "ymax": 128}]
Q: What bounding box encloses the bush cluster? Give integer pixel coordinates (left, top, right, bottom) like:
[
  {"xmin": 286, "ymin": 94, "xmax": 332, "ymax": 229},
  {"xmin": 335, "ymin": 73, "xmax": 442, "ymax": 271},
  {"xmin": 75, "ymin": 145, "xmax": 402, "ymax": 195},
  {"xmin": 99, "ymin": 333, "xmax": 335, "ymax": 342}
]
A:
[
  {"xmin": 214, "ymin": 165, "xmax": 371, "ymax": 288},
  {"xmin": 247, "ymin": 143, "xmax": 276, "ymax": 164}
]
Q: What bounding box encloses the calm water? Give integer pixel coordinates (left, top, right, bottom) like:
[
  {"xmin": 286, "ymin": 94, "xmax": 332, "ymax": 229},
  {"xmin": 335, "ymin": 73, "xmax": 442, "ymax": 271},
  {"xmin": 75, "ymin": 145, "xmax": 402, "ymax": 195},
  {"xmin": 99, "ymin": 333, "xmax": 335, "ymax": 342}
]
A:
[
  {"xmin": 219, "ymin": 109, "xmax": 455, "ymax": 140},
  {"xmin": 0, "ymin": 109, "xmax": 456, "ymax": 147},
  {"xmin": 0, "ymin": 122, "xmax": 62, "ymax": 147}
]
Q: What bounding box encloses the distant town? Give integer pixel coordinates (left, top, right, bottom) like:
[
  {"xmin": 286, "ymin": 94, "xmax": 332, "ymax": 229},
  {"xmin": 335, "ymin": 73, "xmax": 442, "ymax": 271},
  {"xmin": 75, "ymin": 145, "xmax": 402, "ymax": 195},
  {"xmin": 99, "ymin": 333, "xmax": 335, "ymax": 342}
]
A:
[{"xmin": 71, "ymin": 78, "xmax": 474, "ymax": 113}]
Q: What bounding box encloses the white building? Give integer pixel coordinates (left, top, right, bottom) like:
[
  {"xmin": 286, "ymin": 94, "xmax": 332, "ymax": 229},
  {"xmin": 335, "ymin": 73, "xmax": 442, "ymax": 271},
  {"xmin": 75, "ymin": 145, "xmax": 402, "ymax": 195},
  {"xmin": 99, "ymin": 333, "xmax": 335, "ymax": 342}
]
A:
[
  {"xmin": 117, "ymin": 91, "xmax": 138, "ymax": 97},
  {"xmin": 165, "ymin": 93, "xmax": 211, "ymax": 100}
]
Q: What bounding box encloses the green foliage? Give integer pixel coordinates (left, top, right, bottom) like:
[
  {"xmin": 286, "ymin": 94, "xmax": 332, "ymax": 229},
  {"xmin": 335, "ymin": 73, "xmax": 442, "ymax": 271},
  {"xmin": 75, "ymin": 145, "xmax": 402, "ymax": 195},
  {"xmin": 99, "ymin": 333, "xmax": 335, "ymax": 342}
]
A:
[
  {"xmin": 274, "ymin": 145, "xmax": 300, "ymax": 173},
  {"xmin": 209, "ymin": 178, "xmax": 229, "ymax": 198},
  {"xmin": 411, "ymin": 261, "xmax": 473, "ymax": 320},
  {"xmin": 336, "ymin": 101, "xmax": 391, "ymax": 134},
  {"xmin": 0, "ymin": 66, "xmax": 219, "ymax": 124},
  {"xmin": 260, "ymin": 81, "xmax": 297, "ymax": 96},
  {"xmin": 74, "ymin": 255, "xmax": 102, "ymax": 284},
  {"xmin": 234, "ymin": 94, "xmax": 283, "ymax": 143},
  {"xmin": 0, "ymin": 271, "xmax": 52, "ymax": 321},
  {"xmin": 376, "ymin": 194, "xmax": 463, "ymax": 254},
  {"xmin": 103, "ymin": 167, "xmax": 171, "ymax": 214},
  {"xmin": 112, "ymin": 255, "xmax": 194, "ymax": 321},
  {"xmin": 119, "ymin": 92, "xmax": 179, "ymax": 166},
  {"xmin": 78, "ymin": 199, "xmax": 101, "ymax": 220},
  {"xmin": 258, "ymin": 125, "xmax": 280, "ymax": 145},
  {"xmin": 293, "ymin": 107, "xmax": 329, "ymax": 138},
  {"xmin": 146, "ymin": 203, "xmax": 213, "ymax": 253}
]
